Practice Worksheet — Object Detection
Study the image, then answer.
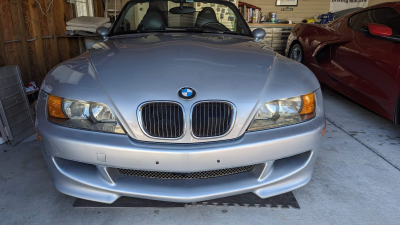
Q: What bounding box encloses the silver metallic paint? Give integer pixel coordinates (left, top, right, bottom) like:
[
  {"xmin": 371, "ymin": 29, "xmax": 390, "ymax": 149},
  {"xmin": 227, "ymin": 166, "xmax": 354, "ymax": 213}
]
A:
[
  {"xmin": 252, "ymin": 28, "xmax": 267, "ymax": 42},
  {"xmin": 40, "ymin": 33, "xmax": 321, "ymax": 143},
  {"xmin": 96, "ymin": 26, "xmax": 110, "ymax": 41},
  {"xmin": 36, "ymin": 32, "xmax": 325, "ymax": 203}
]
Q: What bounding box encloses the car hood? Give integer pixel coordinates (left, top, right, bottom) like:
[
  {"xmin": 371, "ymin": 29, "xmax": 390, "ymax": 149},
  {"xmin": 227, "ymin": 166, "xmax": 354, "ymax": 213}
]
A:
[
  {"xmin": 89, "ymin": 33, "xmax": 276, "ymax": 104},
  {"xmin": 42, "ymin": 33, "xmax": 320, "ymax": 143}
]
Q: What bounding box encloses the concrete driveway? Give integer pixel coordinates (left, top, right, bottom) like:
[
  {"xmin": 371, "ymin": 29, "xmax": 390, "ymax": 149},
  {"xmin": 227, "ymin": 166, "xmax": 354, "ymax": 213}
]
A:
[{"xmin": 1, "ymin": 88, "xmax": 399, "ymax": 225}]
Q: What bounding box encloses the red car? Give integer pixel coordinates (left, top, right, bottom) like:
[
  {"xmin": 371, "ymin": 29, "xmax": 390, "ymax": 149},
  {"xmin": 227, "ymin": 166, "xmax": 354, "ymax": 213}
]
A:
[{"xmin": 285, "ymin": 2, "xmax": 400, "ymax": 124}]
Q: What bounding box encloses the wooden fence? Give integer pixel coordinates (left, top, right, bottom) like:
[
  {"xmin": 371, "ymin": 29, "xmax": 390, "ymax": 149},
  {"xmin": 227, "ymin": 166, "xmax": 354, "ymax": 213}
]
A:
[{"xmin": 0, "ymin": 0, "xmax": 104, "ymax": 86}]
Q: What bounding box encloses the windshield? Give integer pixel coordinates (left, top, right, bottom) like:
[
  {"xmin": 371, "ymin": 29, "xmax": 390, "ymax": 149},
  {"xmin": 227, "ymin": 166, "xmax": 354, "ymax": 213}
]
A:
[
  {"xmin": 110, "ymin": 0, "xmax": 251, "ymax": 37},
  {"xmin": 333, "ymin": 7, "xmax": 362, "ymax": 20}
]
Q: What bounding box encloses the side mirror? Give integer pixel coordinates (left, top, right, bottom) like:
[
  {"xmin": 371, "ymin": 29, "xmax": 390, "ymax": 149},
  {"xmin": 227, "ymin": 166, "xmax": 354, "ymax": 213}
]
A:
[
  {"xmin": 252, "ymin": 28, "xmax": 266, "ymax": 42},
  {"xmin": 364, "ymin": 23, "xmax": 392, "ymax": 37},
  {"xmin": 96, "ymin": 26, "xmax": 110, "ymax": 41}
]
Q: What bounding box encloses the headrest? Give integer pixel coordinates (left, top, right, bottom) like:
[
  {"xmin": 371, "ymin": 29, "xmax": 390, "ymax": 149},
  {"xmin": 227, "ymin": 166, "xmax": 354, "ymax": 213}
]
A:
[
  {"xmin": 195, "ymin": 7, "xmax": 218, "ymax": 27},
  {"xmin": 138, "ymin": 11, "xmax": 166, "ymax": 31}
]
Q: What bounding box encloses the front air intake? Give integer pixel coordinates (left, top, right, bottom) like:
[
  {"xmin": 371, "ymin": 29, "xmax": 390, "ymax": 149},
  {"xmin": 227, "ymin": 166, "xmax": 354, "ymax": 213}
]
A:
[
  {"xmin": 138, "ymin": 102, "xmax": 184, "ymax": 139},
  {"xmin": 118, "ymin": 165, "xmax": 256, "ymax": 179}
]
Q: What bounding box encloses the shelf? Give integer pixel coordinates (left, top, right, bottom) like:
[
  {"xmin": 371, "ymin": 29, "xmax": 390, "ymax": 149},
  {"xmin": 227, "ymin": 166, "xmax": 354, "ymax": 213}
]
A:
[
  {"xmin": 238, "ymin": 2, "xmax": 261, "ymax": 10},
  {"xmin": 248, "ymin": 23, "xmax": 296, "ymax": 27}
]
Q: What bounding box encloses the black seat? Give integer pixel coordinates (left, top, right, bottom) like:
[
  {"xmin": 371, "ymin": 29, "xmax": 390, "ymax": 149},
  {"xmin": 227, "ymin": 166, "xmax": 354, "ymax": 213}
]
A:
[
  {"xmin": 147, "ymin": 6, "xmax": 168, "ymax": 26},
  {"xmin": 137, "ymin": 7, "xmax": 166, "ymax": 31},
  {"xmin": 195, "ymin": 7, "xmax": 219, "ymax": 27}
]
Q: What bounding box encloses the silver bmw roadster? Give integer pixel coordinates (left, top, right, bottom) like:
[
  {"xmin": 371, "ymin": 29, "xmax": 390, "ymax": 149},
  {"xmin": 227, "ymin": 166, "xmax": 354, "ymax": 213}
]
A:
[{"xmin": 36, "ymin": 0, "xmax": 326, "ymax": 203}]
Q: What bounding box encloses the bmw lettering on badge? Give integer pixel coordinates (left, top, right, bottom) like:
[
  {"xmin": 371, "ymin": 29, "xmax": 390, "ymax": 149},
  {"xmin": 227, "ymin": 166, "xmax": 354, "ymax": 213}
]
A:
[{"xmin": 178, "ymin": 87, "xmax": 196, "ymax": 100}]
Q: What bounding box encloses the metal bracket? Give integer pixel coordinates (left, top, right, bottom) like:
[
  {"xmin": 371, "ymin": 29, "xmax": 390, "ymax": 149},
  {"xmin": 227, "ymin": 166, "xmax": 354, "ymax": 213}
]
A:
[
  {"xmin": 4, "ymin": 36, "xmax": 39, "ymax": 43},
  {"xmin": 27, "ymin": 37, "xmax": 38, "ymax": 42},
  {"xmin": 3, "ymin": 39, "xmax": 20, "ymax": 44}
]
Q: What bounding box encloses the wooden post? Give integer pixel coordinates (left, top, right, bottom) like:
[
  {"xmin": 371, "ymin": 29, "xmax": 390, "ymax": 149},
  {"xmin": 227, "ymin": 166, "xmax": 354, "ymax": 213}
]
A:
[
  {"xmin": 53, "ymin": 0, "xmax": 70, "ymax": 62},
  {"xmin": 45, "ymin": 0, "xmax": 61, "ymax": 67},
  {"xmin": 9, "ymin": 0, "xmax": 32, "ymax": 85},
  {"xmin": 27, "ymin": 0, "xmax": 47, "ymax": 80},
  {"xmin": 37, "ymin": 0, "xmax": 55, "ymax": 72},
  {"xmin": 64, "ymin": 1, "xmax": 80, "ymax": 59},
  {"xmin": 0, "ymin": 1, "xmax": 19, "ymax": 69},
  {"xmin": 0, "ymin": 24, "xmax": 7, "ymax": 67},
  {"xmin": 94, "ymin": 0, "xmax": 105, "ymax": 17}
]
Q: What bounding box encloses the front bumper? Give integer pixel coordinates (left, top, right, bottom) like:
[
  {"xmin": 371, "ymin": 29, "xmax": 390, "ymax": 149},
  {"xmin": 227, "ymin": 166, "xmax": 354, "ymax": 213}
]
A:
[{"xmin": 36, "ymin": 90, "xmax": 325, "ymax": 203}]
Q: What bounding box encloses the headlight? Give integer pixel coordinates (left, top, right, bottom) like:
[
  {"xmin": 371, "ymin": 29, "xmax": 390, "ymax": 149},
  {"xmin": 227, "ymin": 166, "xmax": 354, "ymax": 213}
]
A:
[
  {"xmin": 247, "ymin": 92, "xmax": 316, "ymax": 132},
  {"xmin": 47, "ymin": 95, "xmax": 125, "ymax": 134}
]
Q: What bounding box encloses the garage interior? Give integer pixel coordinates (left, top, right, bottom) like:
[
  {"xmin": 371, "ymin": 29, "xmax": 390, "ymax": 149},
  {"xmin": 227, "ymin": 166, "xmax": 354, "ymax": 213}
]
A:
[
  {"xmin": 0, "ymin": 0, "xmax": 389, "ymax": 85},
  {"xmin": 0, "ymin": 0, "xmax": 399, "ymax": 224}
]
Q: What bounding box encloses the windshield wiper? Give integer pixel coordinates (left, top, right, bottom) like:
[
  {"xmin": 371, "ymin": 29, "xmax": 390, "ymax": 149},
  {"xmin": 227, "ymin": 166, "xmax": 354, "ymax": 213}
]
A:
[
  {"xmin": 184, "ymin": 27, "xmax": 216, "ymax": 33},
  {"xmin": 219, "ymin": 30, "xmax": 245, "ymax": 36}
]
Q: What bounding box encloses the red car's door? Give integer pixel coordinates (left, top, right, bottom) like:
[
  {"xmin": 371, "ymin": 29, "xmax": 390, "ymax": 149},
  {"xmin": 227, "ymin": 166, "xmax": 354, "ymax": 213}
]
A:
[{"xmin": 332, "ymin": 7, "xmax": 400, "ymax": 120}]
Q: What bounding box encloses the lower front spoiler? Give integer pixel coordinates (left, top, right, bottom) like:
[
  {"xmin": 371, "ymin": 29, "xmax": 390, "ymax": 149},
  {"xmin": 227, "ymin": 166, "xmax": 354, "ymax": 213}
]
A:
[{"xmin": 42, "ymin": 149, "xmax": 318, "ymax": 204}]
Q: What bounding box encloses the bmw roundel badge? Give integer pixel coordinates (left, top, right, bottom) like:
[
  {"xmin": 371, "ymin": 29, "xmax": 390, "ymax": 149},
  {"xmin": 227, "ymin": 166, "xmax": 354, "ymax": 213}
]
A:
[{"xmin": 178, "ymin": 87, "xmax": 196, "ymax": 100}]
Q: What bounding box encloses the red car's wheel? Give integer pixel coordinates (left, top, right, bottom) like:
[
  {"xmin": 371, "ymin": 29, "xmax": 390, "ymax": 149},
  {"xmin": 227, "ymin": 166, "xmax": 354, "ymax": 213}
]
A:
[{"xmin": 289, "ymin": 44, "xmax": 304, "ymax": 64}]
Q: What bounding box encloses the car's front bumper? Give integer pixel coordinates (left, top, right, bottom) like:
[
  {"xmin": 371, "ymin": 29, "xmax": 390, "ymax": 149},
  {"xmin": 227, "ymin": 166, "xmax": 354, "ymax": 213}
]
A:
[{"xmin": 36, "ymin": 90, "xmax": 325, "ymax": 204}]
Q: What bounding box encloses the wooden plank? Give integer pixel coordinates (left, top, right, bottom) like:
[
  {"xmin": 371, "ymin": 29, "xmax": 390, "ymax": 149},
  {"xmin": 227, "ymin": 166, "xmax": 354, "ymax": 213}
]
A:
[
  {"xmin": 21, "ymin": 0, "xmax": 46, "ymax": 86},
  {"xmin": 0, "ymin": 22, "xmax": 7, "ymax": 67},
  {"xmin": 44, "ymin": 0, "xmax": 60, "ymax": 68},
  {"xmin": 94, "ymin": 0, "xmax": 105, "ymax": 17},
  {"xmin": 0, "ymin": 0, "xmax": 7, "ymax": 67},
  {"xmin": 0, "ymin": 0, "xmax": 21, "ymax": 69},
  {"xmin": 63, "ymin": 1, "xmax": 80, "ymax": 59},
  {"xmin": 53, "ymin": 0, "xmax": 70, "ymax": 62},
  {"xmin": 36, "ymin": 0, "xmax": 54, "ymax": 72},
  {"xmin": 27, "ymin": 0, "xmax": 47, "ymax": 80},
  {"xmin": 20, "ymin": 0, "xmax": 40, "ymax": 85},
  {"xmin": 3, "ymin": 43, "xmax": 20, "ymax": 68},
  {"xmin": 9, "ymin": 0, "xmax": 32, "ymax": 85}
]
